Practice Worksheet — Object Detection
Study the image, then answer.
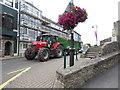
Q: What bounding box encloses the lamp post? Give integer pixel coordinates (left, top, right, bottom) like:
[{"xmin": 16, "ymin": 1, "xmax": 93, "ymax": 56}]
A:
[
  {"xmin": 69, "ymin": 29, "xmax": 74, "ymax": 66},
  {"xmin": 18, "ymin": 1, "xmax": 21, "ymax": 56},
  {"xmin": 92, "ymin": 25, "xmax": 98, "ymax": 46}
]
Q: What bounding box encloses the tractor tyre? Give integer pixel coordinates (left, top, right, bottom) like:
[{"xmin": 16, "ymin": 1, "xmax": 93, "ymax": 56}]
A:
[
  {"xmin": 55, "ymin": 45, "xmax": 63, "ymax": 58},
  {"xmin": 25, "ymin": 49, "xmax": 36, "ymax": 60},
  {"xmin": 37, "ymin": 48, "xmax": 50, "ymax": 62}
]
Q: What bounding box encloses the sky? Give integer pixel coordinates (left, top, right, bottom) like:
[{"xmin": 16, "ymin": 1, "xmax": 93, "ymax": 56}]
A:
[{"xmin": 26, "ymin": 0, "xmax": 119, "ymax": 45}]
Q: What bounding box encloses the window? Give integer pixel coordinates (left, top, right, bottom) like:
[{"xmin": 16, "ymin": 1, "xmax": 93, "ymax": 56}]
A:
[
  {"xmin": 29, "ymin": 29, "xmax": 35, "ymax": 41},
  {"xmin": 2, "ymin": 14, "xmax": 14, "ymax": 29},
  {"xmin": 5, "ymin": 0, "xmax": 13, "ymax": 7},
  {"xmin": 23, "ymin": 42, "xmax": 28, "ymax": 49},
  {"xmin": 0, "ymin": 0, "xmax": 3, "ymax": 2},
  {"xmin": 23, "ymin": 27, "xmax": 27, "ymax": 34},
  {"xmin": 15, "ymin": 0, "xmax": 18, "ymax": 9}
]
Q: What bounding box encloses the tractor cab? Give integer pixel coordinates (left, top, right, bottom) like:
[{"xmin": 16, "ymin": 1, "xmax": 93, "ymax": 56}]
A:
[{"xmin": 36, "ymin": 34, "xmax": 58, "ymax": 47}]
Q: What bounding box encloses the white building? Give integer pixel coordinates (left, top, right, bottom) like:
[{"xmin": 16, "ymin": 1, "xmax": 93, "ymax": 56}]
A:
[
  {"xmin": 73, "ymin": 31, "xmax": 81, "ymax": 42},
  {"xmin": 41, "ymin": 16, "xmax": 70, "ymax": 39},
  {"xmin": 19, "ymin": 0, "xmax": 49, "ymax": 56}
]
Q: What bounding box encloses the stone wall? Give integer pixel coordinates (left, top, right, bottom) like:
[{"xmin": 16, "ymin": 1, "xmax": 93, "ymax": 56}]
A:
[
  {"xmin": 100, "ymin": 37, "xmax": 111, "ymax": 46},
  {"xmin": 101, "ymin": 41, "xmax": 120, "ymax": 56},
  {"xmin": 54, "ymin": 52, "xmax": 119, "ymax": 88}
]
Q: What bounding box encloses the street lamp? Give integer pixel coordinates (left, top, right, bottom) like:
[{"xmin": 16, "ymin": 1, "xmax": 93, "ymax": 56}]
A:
[{"xmin": 92, "ymin": 25, "xmax": 98, "ymax": 46}]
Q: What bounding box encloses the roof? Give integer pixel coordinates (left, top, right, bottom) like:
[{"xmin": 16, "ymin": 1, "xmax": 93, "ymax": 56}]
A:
[
  {"xmin": 64, "ymin": 0, "xmax": 74, "ymax": 13},
  {"xmin": 73, "ymin": 31, "xmax": 81, "ymax": 36},
  {"xmin": 25, "ymin": 1, "xmax": 42, "ymax": 13}
]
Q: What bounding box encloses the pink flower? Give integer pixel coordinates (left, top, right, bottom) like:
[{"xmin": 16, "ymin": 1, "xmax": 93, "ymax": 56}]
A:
[{"xmin": 57, "ymin": 6, "xmax": 88, "ymax": 30}]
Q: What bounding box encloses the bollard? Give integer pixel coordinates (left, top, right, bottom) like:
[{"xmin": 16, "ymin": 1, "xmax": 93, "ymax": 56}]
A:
[
  {"xmin": 64, "ymin": 50, "xmax": 66, "ymax": 69},
  {"xmin": 76, "ymin": 50, "xmax": 78, "ymax": 61}
]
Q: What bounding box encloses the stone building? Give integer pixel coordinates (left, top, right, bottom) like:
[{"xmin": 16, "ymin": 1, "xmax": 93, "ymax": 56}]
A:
[
  {"xmin": 113, "ymin": 20, "xmax": 120, "ymax": 42},
  {"xmin": 0, "ymin": 0, "xmax": 19, "ymax": 57},
  {"xmin": 100, "ymin": 20, "xmax": 120, "ymax": 46}
]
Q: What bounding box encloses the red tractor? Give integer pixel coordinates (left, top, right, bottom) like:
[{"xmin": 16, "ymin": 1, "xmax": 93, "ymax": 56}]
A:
[{"xmin": 24, "ymin": 34, "xmax": 63, "ymax": 61}]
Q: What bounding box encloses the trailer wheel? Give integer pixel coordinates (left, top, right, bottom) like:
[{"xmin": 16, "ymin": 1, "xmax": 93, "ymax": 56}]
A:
[
  {"xmin": 55, "ymin": 45, "xmax": 63, "ymax": 58},
  {"xmin": 37, "ymin": 48, "xmax": 50, "ymax": 62},
  {"xmin": 25, "ymin": 49, "xmax": 36, "ymax": 60}
]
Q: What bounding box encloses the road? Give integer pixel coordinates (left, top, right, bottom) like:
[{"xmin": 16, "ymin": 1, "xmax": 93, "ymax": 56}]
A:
[
  {"xmin": 2, "ymin": 54, "xmax": 79, "ymax": 86},
  {"xmin": 2, "ymin": 57, "xmax": 43, "ymax": 84}
]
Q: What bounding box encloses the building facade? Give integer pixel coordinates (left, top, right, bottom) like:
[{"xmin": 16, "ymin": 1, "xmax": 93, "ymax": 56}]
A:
[
  {"xmin": 112, "ymin": 20, "xmax": 120, "ymax": 42},
  {"xmin": 41, "ymin": 16, "xmax": 70, "ymax": 39},
  {"xmin": 19, "ymin": 0, "xmax": 71, "ymax": 56},
  {"xmin": 0, "ymin": 0, "xmax": 19, "ymax": 57},
  {"xmin": 0, "ymin": 0, "xmax": 82, "ymax": 57},
  {"xmin": 73, "ymin": 31, "xmax": 81, "ymax": 42},
  {"xmin": 19, "ymin": 0, "xmax": 50, "ymax": 56}
]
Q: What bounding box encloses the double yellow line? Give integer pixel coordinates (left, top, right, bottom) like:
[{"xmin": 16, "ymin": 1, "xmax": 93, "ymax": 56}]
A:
[{"xmin": 0, "ymin": 67, "xmax": 31, "ymax": 89}]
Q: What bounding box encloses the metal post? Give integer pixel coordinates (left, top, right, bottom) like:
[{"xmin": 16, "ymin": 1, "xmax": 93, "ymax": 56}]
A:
[
  {"xmin": 70, "ymin": 30, "xmax": 74, "ymax": 67},
  {"xmin": 76, "ymin": 50, "xmax": 78, "ymax": 60},
  {"xmin": 64, "ymin": 50, "xmax": 66, "ymax": 69},
  {"xmin": 18, "ymin": 1, "xmax": 21, "ymax": 56}
]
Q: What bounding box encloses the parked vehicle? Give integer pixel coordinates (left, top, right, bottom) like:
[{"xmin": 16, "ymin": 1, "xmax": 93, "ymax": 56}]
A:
[{"xmin": 25, "ymin": 34, "xmax": 81, "ymax": 61}]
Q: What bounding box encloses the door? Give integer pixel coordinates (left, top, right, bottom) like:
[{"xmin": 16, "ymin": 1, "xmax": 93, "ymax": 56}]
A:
[{"xmin": 4, "ymin": 41, "xmax": 12, "ymax": 56}]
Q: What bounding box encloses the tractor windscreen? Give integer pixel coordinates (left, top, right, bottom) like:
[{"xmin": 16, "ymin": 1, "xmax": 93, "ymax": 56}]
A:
[{"xmin": 36, "ymin": 36, "xmax": 50, "ymax": 41}]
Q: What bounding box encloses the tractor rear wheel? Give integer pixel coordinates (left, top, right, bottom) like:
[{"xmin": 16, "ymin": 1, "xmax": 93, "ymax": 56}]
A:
[
  {"xmin": 25, "ymin": 49, "xmax": 37, "ymax": 60},
  {"xmin": 37, "ymin": 48, "xmax": 50, "ymax": 62},
  {"xmin": 55, "ymin": 45, "xmax": 63, "ymax": 58}
]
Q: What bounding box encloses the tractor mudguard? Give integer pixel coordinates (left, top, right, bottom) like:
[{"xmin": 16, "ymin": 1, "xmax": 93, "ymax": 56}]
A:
[{"xmin": 52, "ymin": 43, "xmax": 62, "ymax": 49}]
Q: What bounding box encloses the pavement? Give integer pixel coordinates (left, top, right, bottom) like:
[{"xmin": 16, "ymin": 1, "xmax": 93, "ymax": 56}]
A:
[
  {"xmin": 1, "ymin": 55, "xmax": 119, "ymax": 88},
  {"xmin": 0, "ymin": 56, "xmax": 24, "ymax": 61}
]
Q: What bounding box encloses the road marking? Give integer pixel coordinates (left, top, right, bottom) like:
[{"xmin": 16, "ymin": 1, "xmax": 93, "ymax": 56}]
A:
[
  {"xmin": 0, "ymin": 67, "xmax": 31, "ymax": 89},
  {"xmin": 7, "ymin": 68, "xmax": 26, "ymax": 75}
]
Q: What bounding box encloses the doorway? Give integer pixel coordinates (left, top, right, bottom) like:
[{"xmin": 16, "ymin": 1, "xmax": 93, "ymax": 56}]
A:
[{"xmin": 4, "ymin": 41, "xmax": 12, "ymax": 56}]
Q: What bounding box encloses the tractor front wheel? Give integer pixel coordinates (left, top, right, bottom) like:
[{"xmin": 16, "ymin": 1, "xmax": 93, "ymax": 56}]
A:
[
  {"xmin": 55, "ymin": 45, "xmax": 63, "ymax": 58},
  {"xmin": 37, "ymin": 48, "xmax": 50, "ymax": 62},
  {"xmin": 25, "ymin": 49, "xmax": 37, "ymax": 60}
]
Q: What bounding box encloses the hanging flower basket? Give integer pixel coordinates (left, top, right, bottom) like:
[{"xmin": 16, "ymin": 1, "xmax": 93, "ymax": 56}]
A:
[{"xmin": 57, "ymin": 6, "xmax": 88, "ymax": 30}]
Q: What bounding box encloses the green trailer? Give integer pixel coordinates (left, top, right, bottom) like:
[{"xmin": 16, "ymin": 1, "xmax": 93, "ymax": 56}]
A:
[{"xmin": 58, "ymin": 37, "xmax": 81, "ymax": 51}]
